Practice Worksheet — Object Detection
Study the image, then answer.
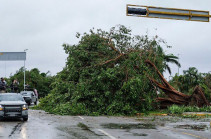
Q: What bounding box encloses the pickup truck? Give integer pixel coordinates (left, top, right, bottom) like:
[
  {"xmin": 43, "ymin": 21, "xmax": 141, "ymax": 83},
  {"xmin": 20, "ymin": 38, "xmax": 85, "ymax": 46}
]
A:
[
  {"xmin": 0, "ymin": 93, "xmax": 28, "ymax": 121},
  {"xmin": 20, "ymin": 91, "xmax": 38, "ymax": 105}
]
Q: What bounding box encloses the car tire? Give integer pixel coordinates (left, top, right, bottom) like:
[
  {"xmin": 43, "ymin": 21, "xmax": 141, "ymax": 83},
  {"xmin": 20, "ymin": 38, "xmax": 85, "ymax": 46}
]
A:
[
  {"xmin": 0, "ymin": 117, "xmax": 3, "ymax": 121},
  {"xmin": 23, "ymin": 117, "xmax": 28, "ymax": 121},
  {"xmin": 28, "ymin": 100, "xmax": 32, "ymax": 106}
]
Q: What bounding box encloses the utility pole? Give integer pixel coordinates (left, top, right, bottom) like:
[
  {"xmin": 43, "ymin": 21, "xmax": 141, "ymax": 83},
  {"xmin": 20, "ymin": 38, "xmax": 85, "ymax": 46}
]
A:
[{"xmin": 24, "ymin": 49, "xmax": 28, "ymax": 90}]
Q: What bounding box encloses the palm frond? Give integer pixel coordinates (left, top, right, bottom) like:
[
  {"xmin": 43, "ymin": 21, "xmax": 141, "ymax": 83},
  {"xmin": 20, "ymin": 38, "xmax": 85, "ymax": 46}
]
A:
[{"xmin": 166, "ymin": 64, "xmax": 172, "ymax": 75}]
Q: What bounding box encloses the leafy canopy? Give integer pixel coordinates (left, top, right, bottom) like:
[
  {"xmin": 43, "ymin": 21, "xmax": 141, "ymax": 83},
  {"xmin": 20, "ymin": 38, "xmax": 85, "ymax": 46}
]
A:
[{"xmin": 38, "ymin": 25, "xmax": 173, "ymax": 115}]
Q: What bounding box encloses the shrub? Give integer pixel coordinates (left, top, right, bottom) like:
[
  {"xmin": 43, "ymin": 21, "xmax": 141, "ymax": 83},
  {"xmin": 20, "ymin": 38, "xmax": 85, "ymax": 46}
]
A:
[{"xmin": 167, "ymin": 105, "xmax": 184, "ymax": 114}]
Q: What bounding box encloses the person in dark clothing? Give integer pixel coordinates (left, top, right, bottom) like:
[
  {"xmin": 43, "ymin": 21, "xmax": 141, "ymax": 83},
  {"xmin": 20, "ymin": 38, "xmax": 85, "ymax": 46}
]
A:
[
  {"xmin": 0, "ymin": 78, "xmax": 6, "ymax": 93},
  {"xmin": 10, "ymin": 79, "xmax": 19, "ymax": 93}
]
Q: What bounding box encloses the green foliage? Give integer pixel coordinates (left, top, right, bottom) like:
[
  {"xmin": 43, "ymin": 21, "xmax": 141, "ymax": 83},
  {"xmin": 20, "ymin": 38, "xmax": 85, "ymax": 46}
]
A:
[
  {"xmin": 167, "ymin": 105, "xmax": 184, "ymax": 114},
  {"xmin": 167, "ymin": 105, "xmax": 211, "ymax": 114},
  {"xmin": 183, "ymin": 106, "xmax": 200, "ymax": 112},
  {"xmin": 170, "ymin": 68, "xmax": 211, "ymax": 101},
  {"xmin": 181, "ymin": 115, "xmax": 198, "ymax": 118},
  {"xmin": 38, "ymin": 25, "xmax": 174, "ymax": 115},
  {"xmin": 157, "ymin": 46, "xmax": 180, "ymax": 75},
  {"xmin": 8, "ymin": 68, "xmax": 53, "ymax": 98}
]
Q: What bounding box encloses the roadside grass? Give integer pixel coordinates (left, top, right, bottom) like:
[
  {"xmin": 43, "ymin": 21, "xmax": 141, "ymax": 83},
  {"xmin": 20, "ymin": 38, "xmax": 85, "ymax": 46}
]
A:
[
  {"xmin": 136, "ymin": 105, "xmax": 211, "ymax": 118},
  {"xmin": 167, "ymin": 105, "xmax": 211, "ymax": 115},
  {"xmin": 182, "ymin": 114, "xmax": 211, "ymax": 119},
  {"xmin": 31, "ymin": 105, "xmax": 39, "ymax": 110},
  {"xmin": 32, "ymin": 103, "xmax": 211, "ymax": 118}
]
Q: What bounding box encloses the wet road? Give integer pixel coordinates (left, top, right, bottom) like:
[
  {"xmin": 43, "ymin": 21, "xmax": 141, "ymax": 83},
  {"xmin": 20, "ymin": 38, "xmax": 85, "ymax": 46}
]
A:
[{"xmin": 0, "ymin": 110, "xmax": 211, "ymax": 139}]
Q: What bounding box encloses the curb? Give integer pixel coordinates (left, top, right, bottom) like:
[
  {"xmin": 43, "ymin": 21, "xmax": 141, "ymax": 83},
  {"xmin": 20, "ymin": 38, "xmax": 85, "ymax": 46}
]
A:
[
  {"xmin": 136, "ymin": 113, "xmax": 168, "ymax": 116},
  {"xmin": 151, "ymin": 113, "xmax": 168, "ymax": 116},
  {"xmin": 136, "ymin": 113, "xmax": 211, "ymax": 117},
  {"xmin": 182, "ymin": 113, "xmax": 211, "ymax": 116}
]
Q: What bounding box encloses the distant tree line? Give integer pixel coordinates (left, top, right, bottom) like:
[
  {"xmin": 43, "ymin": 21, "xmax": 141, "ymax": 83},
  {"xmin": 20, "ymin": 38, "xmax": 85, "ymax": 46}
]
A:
[{"xmin": 5, "ymin": 68, "xmax": 53, "ymax": 98}]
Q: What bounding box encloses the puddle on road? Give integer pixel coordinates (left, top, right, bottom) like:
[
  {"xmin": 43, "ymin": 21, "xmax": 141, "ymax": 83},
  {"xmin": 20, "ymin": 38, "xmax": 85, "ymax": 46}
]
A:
[
  {"xmin": 133, "ymin": 133, "xmax": 148, "ymax": 136},
  {"xmin": 77, "ymin": 123, "xmax": 90, "ymax": 131},
  {"xmin": 77, "ymin": 122, "xmax": 102, "ymax": 136},
  {"xmin": 58, "ymin": 123, "xmax": 103, "ymax": 139},
  {"xmin": 101, "ymin": 123, "xmax": 156, "ymax": 130},
  {"xmin": 136, "ymin": 116, "xmax": 182, "ymax": 124},
  {"xmin": 174, "ymin": 124, "xmax": 209, "ymax": 131}
]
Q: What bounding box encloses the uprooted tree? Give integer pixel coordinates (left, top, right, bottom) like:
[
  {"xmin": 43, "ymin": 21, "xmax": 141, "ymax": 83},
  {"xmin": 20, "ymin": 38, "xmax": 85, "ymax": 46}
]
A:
[
  {"xmin": 38, "ymin": 25, "xmax": 209, "ymax": 115},
  {"xmin": 145, "ymin": 60, "xmax": 209, "ymax": 108},
  {"xmin": 169, "ymin": 67, "xmax": 211, "ymax": 103}
]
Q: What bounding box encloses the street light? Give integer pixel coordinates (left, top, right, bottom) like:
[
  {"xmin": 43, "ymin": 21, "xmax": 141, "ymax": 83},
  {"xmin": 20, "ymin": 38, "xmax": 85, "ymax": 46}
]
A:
[{"xmin": 24, "ymin": 49, "xmax": 28, "ymax": 90}]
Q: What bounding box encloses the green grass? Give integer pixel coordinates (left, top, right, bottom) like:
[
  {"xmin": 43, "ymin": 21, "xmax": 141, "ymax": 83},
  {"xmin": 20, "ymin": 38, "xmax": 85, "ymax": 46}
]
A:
[{"xmin": 167, "ymin": 105, "xmax": 211, "ymax": 115}]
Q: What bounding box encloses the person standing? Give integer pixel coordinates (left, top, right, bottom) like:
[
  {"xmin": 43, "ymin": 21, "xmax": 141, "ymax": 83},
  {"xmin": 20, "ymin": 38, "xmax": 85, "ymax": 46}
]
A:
[
  {"xmin": 10, "ymin": 79, "xmax": 19, "ymax": 93},
  {"xmin": 0, "ymin": 77, "xmax": 6, "ymax": 93}
]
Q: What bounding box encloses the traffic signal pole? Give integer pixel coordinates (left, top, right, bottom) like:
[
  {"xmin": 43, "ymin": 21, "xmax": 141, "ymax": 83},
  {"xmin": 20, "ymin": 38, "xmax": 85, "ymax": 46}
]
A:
[{"xmin": 127, "ymin": 4, "xmax": 211, "ymax": 22}]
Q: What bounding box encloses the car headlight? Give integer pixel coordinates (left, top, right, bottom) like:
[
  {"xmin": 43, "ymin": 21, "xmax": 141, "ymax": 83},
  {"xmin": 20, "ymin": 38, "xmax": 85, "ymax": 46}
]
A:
[
  {"xmin": 0, "ymin": 105, "xmax": 3, "ymax": 111},
  {"xmin": 22, "ymin": 104, "xmax": 28, "ymax": 110}
]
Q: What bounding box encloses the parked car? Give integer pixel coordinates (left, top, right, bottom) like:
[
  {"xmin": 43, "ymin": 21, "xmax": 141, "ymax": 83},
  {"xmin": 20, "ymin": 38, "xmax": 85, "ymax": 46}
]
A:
[
  {"xmin": 20, "ymin": 91, "xmax": 38, "ymax": 106},
  {"xmin": 0, "ymin": 93, "xmax": 28, "ymax": 121}
]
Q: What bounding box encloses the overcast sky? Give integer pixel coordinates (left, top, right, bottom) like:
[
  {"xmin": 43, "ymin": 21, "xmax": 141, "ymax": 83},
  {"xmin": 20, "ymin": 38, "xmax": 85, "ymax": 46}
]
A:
[{"xmin": 0, "ymin": 0, "xmax": 210, "ymax": 78}]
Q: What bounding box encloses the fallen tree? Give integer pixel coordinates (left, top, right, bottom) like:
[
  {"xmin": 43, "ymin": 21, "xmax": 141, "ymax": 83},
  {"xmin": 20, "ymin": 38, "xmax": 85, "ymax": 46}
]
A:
[
  {"xmin": 37, "ymin": 25, "xmax": 170, "ymax": 115},
  {"xmin": 37, "ymin": 25, "xmax": 209, "ymax": 115},
  {"xmin": 145, "ymin": 60, "xmax": 210, "ymax": 108}
]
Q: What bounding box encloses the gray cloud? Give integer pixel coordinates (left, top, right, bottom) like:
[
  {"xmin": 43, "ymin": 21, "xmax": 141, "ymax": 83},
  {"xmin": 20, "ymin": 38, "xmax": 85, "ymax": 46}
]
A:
[{"xmin": 0, "ymin": 0, "xmax": 210, "ymax": 78}]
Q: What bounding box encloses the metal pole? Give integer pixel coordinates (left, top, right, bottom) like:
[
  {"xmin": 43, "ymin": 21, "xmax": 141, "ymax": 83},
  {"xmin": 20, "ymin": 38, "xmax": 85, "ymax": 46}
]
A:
[
  {"xmin": 5, "ymin": 61, "xmax": 6, "ymax": 78},
  {"xmin": 24, "ymin": 60, "xmax": 25, "ymax": 90},
  {"xmin": 178, "ymin": 54, "xmax": 180, "ymax": 75},
  {"xmin": 23, "ymin": 49, "xmax": 28, "ymax": 91}
]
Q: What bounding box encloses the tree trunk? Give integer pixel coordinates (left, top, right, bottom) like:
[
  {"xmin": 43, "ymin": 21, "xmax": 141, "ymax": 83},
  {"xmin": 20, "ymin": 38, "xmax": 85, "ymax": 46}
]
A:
[{"xmin": 145, "ymin": 60, "xmax": 210, "ymax": 108}]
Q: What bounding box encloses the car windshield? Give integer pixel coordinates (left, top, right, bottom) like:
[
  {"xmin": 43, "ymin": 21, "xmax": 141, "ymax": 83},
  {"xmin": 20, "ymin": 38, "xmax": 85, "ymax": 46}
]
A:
[
  {"xmin": 0, "ymin": 94, "xmax": 24, "ymax": 101},
  {"xmin": 20, "ymin": 92, "xmax": 32, "ymax": 96}
]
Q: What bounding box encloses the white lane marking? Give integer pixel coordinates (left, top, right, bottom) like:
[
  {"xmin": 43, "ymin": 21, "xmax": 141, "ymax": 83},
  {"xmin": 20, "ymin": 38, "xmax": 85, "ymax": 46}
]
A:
[
  {"xmin": 78, "ymin": 116, "xmax": 84, "ymax": 120},
  {"xmin": 98, "ymin": 129, "xmax": 116, "ymax": 139}
]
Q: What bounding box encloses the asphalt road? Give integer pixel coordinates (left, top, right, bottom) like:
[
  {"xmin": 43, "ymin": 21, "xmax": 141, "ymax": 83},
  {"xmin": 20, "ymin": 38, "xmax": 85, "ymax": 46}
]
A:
[{"xmin": 0, "ymin": 110, "xmax": 211, "ymax": 139}]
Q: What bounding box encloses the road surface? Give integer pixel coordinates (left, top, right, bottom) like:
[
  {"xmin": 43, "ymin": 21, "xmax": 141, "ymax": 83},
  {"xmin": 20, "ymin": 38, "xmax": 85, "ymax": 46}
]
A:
[{"xmin": 0, "ymin": 110, "xmax": 211, "ymax": 139}]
